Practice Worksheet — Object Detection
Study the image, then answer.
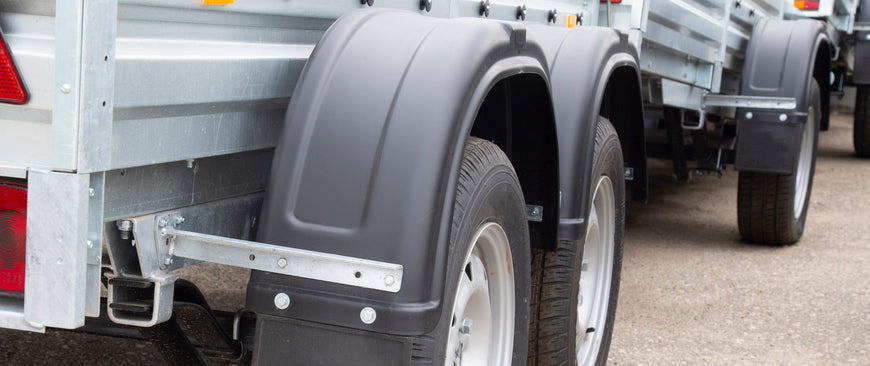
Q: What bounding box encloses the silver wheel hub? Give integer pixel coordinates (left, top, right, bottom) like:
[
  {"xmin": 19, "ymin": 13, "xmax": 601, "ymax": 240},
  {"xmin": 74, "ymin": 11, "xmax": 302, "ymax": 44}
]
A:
[
  {"xmin": 576, "ymin": 176, "xmax": 615, "ymax": 364},
  {"xmin": 445, "ymin": 222, "xmax": 514, "ymax": 366}
]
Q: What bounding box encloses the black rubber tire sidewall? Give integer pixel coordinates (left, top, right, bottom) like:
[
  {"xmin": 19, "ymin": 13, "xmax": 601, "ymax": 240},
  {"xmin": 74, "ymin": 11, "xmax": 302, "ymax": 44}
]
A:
[
  {"xmin": 855, "ymin": 84, "xmax": 870, "ymax": 157},
  {"xmin": 424, "ymin": 137, "xmax": 531, "ymax": 366},
  {"xmin": 531, "ymin": 118, "xmax": 625, "ymax": 366}
]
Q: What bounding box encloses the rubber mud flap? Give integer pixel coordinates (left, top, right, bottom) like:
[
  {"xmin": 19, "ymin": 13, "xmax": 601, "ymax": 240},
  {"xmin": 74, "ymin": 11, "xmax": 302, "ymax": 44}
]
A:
[
  {"xmin": 735, "ymin": 116, "xmax": 804, "ymax": 174},
  {"xmin": 253, "ymin": 314, "xmax": 412, "ymax": 365}
]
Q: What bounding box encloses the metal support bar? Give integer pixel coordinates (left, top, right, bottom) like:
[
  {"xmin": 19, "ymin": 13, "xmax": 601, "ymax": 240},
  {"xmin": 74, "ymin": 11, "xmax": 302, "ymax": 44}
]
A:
[
  {"xmin": 161, "ymin": 225, "xmax": 404, "ymax": 293},
  {"xmin": 702, "ymin": 94, "xmax": 797, "ymax": 110}
]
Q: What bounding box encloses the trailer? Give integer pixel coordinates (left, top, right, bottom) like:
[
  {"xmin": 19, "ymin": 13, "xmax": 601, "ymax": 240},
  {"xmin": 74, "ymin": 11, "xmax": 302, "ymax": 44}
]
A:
[{"xmin": 0, "ymin": 0, "xmax": 858, "ymax": 364}]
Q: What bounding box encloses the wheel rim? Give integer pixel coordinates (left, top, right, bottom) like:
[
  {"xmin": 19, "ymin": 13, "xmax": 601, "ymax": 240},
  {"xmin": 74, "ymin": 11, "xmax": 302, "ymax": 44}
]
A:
[
  {"xmin": 576, "ymin": 176, "xmax": 615, "ymax": 364},
  {"xmin": 445, "ymin": 222, "xmax": 515, "ymax": 366},
  {"xmin": 794, "ymin": 106, "xmax": 815, "ymax": 219}
]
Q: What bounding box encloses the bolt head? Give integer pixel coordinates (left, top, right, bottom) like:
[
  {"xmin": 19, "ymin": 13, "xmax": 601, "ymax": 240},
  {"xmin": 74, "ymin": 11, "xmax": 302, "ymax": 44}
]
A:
[
  {"xmin": 274, "ymin": 293, "xmax": 291, "ymax": 310},
  {"xmin": 360, "ymin": 307, "xmax": 377, "ymax": 324},
  {"xmin": 87, "ymin": 240, "xmax": 94, "ymax": 249},
  {"xmin": 745, "ymin": 112, "xmax": 753, "ymax": 120},
  {"xmin": 158, "ymin": 218, "xmax": 168, "ymax": 228},
  {"xmin": 779, "ymin": 113, "xmax": 787, "ymax": 122},
  {"xmin": 384, "ymin": 275, "xmax": 396, "ymax": 286},
  {"xmin": 277, "ymin": 257, "xmax": 288, "ymax": 268},
  {"xmin": 88, "ymin": 188, "xmax": 95, "ymax": 197},
  {"xmin": 60, "ymin": 84, "xmax": 71, "ymax": 94}
]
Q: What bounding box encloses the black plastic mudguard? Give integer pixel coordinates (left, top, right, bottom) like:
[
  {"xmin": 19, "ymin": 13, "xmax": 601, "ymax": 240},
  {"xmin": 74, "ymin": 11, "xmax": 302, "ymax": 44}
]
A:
[
  {"xmin": 527, "ymin": 25, "xmax": 643, "ymax": 241},
  {"xmin": 247, "ymin": 8, "xmax": 554, "ymax": 337},
  {"xmin": 735, "ymin": 19, "xmax": 830, "ymax": 174}
]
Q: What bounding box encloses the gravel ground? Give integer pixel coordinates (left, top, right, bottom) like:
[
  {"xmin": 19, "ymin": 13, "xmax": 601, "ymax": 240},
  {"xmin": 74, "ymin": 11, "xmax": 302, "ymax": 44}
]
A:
[
  {"xmin": 0, "ymin": 114, "xmax": 866, "ymax": 365},
  {"xmin": 609, "ymin": 113, "xmax": 870, "ymax": 365}
]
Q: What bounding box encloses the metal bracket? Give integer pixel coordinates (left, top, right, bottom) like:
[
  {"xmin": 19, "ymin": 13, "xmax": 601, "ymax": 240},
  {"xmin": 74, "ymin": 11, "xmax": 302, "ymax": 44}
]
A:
[
  {"xmin": 525, "ymin": 205, "xmax": 543, "ymax": 222},
  {"xmin": 157, "ymin": 215, "xmax": 403, "ymax": 293},
  {"xmin": 701, "ymin": 94, "xmax": 797, "ymax": 110},
  {"xmin": 686, "ymin": 94, "xmax": 798, "ymax": 130}
]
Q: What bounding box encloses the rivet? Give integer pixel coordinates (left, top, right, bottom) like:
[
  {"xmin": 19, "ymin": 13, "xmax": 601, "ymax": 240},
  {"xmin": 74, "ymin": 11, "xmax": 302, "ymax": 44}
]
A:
[
  {"xmin": 274, "ymin": 293, "xmax": 291, "ymax": 310},
  {"xmin": 745, "ymin": 112, "xmax": 753, "ymax": 120},
  {"xmin": 360, "ymin": 307, "xmax": 377, "ymax": 324}
]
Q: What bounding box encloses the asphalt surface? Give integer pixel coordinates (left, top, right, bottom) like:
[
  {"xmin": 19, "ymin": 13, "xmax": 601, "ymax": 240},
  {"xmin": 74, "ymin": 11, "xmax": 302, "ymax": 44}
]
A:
[
  {"xmin": 610, "ymin": 113, "xmax": 870, "ymax": 365},
  {"xmin": 0, "ymin": 113, "xmax": 867, "ymax": 365}
]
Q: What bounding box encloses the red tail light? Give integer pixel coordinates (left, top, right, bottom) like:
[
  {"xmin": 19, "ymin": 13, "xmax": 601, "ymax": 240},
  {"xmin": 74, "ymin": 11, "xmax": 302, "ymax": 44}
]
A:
[
  {"xmin": 794, "ymin": 0, "xmax": 820, "ymax": 10},
  {"xmin": 0, "ymin": 180, "xmax": 27, "ymax": 292},
  {"xmin": 0, "ymin": 31, "xmax": 27, "ymax": 105}
]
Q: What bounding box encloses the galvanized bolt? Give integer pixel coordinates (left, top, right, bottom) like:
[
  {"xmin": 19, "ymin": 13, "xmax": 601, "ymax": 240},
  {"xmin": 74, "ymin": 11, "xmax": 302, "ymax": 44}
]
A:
[
  {"xmin": 158, "ymin": 217, "xmax": 168, "ymax": 228},
  {"xmin": 88, "ymin": 188, "xmax": 95, "ymax": 197},
  {"xmin": 516, "ymin": 4, "xmax": 527, "ymax": 20},
  {"xmin": 186, "ymin": 159, "xmax": 195, "ymax": 169},
  {"xmin": 479, "ymin": 0, "xmax": 490, "ymax": 17},
  {"xmin": 274, "ymin": 293, "xmax": 291, "ymax": 310},
  {"xmin": 116, "ymin": 220, "xmax": 133, "ymax": 240},
  {"xmin": 532, "ymin": 207, "xmax": 541, "ymax": 216},
  {"xmin": 779, "ymin": 113, "xmax": 787, "ymax": 122},
  {"xmin": 745, "ymin": 112, "xmax": 753, "ymax": 120},
  {"xmin": 419, "ymin": 0, "xmax": 432, "ymax": 12},
  {"xmin": 384, "ymin": 275, "xmax": 396, "ymax": 287},
  {"xmin": 174, "ymin": 216, "xmax": 185, "ymax": 226},
  {"xmin": 459, "ymin": 318, "xmax": 473, "ymax": 334},
  {"xmin": 60, "ymin": 84, "xmax": 71, "ymax": 94},
  {"xmin": 164, "ymin": 257, "xmax": 173, "ymax": 266},
  {"xmin": 360, "ymin": 307, "xmax": 377, "ymax": 324},
  {"xmin": 87, "ymin": 240, "xmax": 94, "ymax": 249},
  {"xmin": 277, "ymin": 257, "xmax": 288, "ymax": 268}
]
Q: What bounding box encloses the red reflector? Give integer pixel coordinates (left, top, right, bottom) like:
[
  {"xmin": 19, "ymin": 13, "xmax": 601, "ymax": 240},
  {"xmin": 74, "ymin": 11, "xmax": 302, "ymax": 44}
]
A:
[
  {"xmin": 0, "ymin": 32, "xmax": 27, "ymax": 105},
  {"xmin": 794, "ymin": 0, "xmax": 820, "ymax": 10},
  {"xmin": 600, "ymin": 0, "xmax": 622, "ymax": 3},
  {"xmin": 0, "ymin": 181, "xmax": 27, "ymax": 292}
]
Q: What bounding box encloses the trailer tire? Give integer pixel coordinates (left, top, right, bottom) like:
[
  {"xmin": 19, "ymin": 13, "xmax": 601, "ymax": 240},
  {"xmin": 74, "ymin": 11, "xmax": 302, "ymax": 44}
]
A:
[
  {"xmin": 530, "ymin": 117, "xmax": 625, "ymax": 366},
  {"xmin": 433, "ymin": 137, "xmax": 530, "ymax": 366},
  {"xmin": 738, "ymin": 80, "xmax": 820, "ymax": 245},
  {"xmin": 854, "ymin": 85, "xmax": 870, "ymax": 157}
]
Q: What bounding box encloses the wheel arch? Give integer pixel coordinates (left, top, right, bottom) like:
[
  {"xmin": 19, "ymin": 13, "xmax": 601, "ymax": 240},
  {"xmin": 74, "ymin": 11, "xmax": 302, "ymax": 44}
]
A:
[
  {"xmin": 470, "ymin": 73, "xmax": 559, "ymax": 252},
  {"xmin": 527, "ymin": 26, "xmax": 646, "ymax": 245},
  {"xmin": 735, "ymin": 18, "xmax": 832, "ymax": 173},
  {"xmin": 247, "ymin": 8, "xmax": 556, "ymax": 337}
]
